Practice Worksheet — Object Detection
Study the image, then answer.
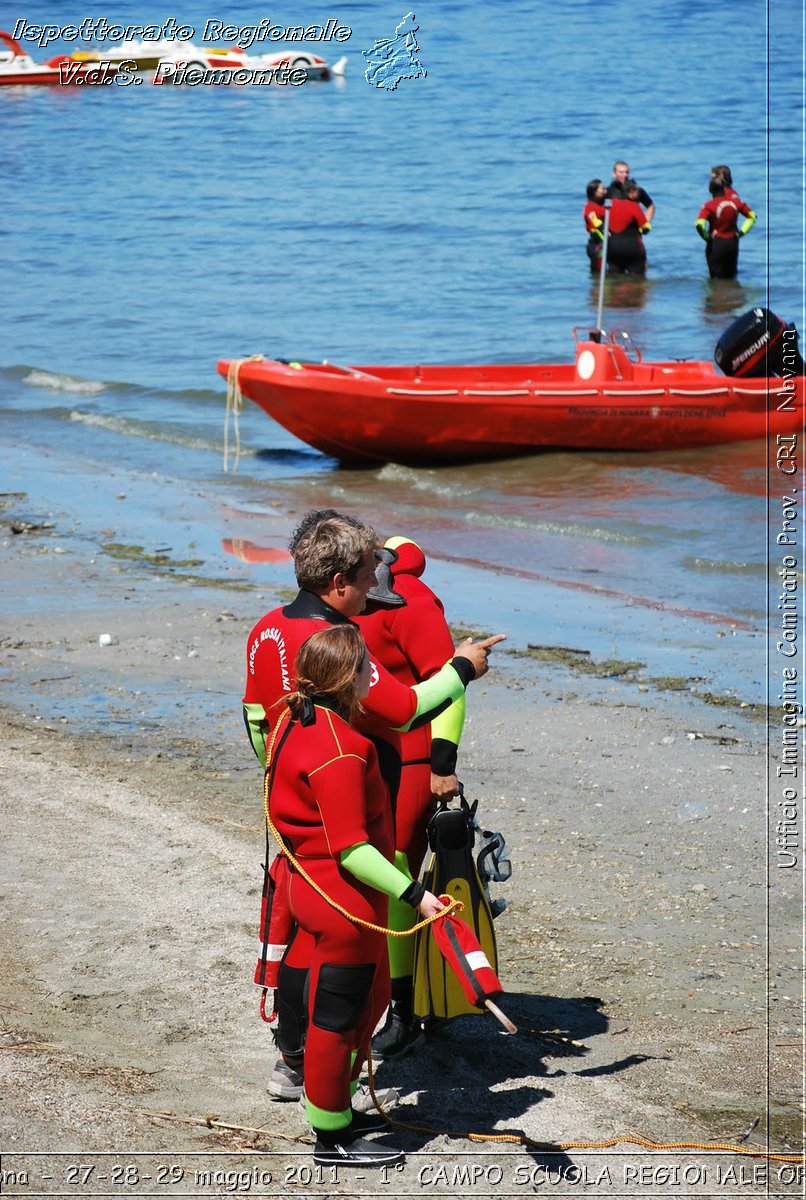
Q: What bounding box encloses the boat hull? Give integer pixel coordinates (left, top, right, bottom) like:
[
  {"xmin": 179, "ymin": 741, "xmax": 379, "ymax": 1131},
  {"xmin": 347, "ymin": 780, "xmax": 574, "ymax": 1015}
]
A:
[{"xmin": 217, "ymin": 357, "xmax": 804, "ymax": 466}]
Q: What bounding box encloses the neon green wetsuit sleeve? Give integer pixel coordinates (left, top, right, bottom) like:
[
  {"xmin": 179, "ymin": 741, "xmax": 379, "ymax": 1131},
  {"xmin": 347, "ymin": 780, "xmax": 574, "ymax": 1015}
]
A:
[
  {"xmin": 430, "ymin": 692, "xmax": 465, "ymax": 746},
  {"xmin": 243, "ymin": 702, "xmax": 269, "ymax": 767},
  {"xmin": 397, "ymin": 660, "xmax": 467, "ymax": 732},
  {"xmin": 429, "ymin": 692, "xmax": 466, "ymax": 774},
  {"xmin": 339, "ymin": 842, "xmax": 413, "ymax": 900}
]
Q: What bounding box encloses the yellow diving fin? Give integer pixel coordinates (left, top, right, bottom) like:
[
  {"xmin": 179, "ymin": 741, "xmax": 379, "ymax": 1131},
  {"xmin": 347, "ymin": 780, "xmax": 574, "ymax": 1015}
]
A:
[{"xmin": 413, "ymin": 794, "xmax": 500, "ymax": 1021}]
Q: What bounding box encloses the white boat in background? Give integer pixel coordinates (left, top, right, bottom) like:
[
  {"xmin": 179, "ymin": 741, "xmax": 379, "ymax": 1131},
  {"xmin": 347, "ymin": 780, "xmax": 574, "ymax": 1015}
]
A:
[
  {"xmin": 0, "ymin": 30, "xmax": 346, "ymax": 86},
  {"xmin": 0, "ymin": 29, "xmax": 124, "ymax": 84},
  {"xmin": 99, "ymin": 39, "xmax": 346, "ymax": 81}
]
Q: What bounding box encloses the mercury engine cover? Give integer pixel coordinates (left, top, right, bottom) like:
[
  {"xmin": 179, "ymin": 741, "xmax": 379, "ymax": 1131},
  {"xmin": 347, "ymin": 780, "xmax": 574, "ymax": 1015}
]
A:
[{"xmin": 715, "ymin": 307, "xmax": 804, "ymax": 378}]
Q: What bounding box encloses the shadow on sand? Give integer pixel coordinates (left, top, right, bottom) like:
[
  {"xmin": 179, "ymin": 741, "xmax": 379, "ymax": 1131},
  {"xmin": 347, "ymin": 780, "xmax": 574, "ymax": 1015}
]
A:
[{"xmin": 369, "ymin": 992, "xmax": 659, "ymax": 1168}]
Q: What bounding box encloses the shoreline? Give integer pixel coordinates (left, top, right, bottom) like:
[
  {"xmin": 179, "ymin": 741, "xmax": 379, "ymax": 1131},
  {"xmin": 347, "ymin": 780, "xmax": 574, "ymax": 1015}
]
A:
[
  {"xmin": 1, "ymin": 514, "xmax": 803, "ymax": 1195},
  {"xmin": 1, "ymin": 439, "xmax": 772, "ymax": 711}
]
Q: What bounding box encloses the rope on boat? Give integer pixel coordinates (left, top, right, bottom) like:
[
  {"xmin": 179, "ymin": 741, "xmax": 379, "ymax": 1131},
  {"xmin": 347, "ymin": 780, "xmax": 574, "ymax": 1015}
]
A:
[{"xmin": 224, "ymin": 356, "xmax": 263, "ymax": 472}]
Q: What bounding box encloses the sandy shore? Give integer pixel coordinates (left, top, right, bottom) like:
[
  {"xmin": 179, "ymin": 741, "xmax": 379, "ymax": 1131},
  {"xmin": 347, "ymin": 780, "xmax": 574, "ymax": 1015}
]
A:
[{"xmin": 1, "ymin": 525, "xmax": 803, "ymax": 1197}]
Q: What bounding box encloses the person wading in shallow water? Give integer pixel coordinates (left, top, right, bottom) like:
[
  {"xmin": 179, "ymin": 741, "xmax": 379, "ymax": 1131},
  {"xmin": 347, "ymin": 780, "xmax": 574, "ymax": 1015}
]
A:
[
  {"xmin": 243, "ymin": 512, "xmax": 504, "ymax": 1103},
  {"xmin": 583, "ymin": 178, "xmax": 608, "ymax": 274},
  {"xmin": 265, "ymin": 624, "xmax": 445, "ymax": 1168},
  {"xmin": 607, "ymin": 179, "xmax": 651, "ymax": 275},
  {"xmin": 695, "ymin": 168, "xmax": 756, "ymax": 280}
]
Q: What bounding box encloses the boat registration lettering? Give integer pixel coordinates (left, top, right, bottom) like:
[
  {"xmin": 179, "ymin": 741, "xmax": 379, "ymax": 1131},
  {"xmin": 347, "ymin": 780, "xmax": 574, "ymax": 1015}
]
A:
[{"xmin": 568, "ymin": 406, "xmax": 725, "ymax": 419}]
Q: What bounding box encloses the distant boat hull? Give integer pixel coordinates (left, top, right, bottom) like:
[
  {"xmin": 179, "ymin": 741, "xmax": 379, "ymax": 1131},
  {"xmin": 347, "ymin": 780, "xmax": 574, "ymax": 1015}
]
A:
[
  {"xmin": 217, "ymin": 338, "xmax": 803, "ymax": 466},
  {"xmin": 0, "ymin": 30, "xmax": 345, "ymax": 86},
  {"xmin": 0, "ymin": 30, "xmax": 124, "ymax": 84}
]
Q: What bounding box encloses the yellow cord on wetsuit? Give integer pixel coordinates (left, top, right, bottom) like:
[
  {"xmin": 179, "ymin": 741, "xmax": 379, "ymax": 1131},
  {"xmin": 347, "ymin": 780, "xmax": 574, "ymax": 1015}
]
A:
[{"xmin": 262, "ymin": 710, "xmax": 462, "ymax": 936}]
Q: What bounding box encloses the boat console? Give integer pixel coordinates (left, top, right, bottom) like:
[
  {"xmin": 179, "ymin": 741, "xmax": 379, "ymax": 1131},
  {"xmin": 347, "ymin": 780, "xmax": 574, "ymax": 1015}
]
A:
[{"xmin": 572, "ymin": 328, "xmax": 637, "ymax": 383}]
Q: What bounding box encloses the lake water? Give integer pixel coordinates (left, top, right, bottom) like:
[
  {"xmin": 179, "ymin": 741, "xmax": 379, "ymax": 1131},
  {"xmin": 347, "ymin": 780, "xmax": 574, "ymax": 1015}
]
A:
[{"xmin": 1, "ymin": 0, "xmax": 803, "ymax": 708}]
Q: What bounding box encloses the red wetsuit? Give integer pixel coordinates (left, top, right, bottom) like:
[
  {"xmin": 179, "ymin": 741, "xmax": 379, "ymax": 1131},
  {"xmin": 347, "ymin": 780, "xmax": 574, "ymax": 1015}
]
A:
[
  {"xmin": 583, "ymin": 201, "xmax": 606, "ymax": 274},
  {"xmin": 607, "ymin": 197, "xmax": 649, "ymax": 274},
  {"xmin": 245, "ymin": 588, "xmax": 471, "ymax": 1052},
  {"xmin": 268, "ymin": 704, "xmax": 392, "ymax": 1114},
  {"xmin": 355, "ymin": 540, "xmax": 457, "ymax": 877},
  {"xmin": 697, "ymin": 193, "xmax": 754, "ymax": 239},
  {"xmin": 697, "ymin": 191, "xmax": 754, "ymax": 280},
  {"xmin": 584, "ymin": 200, "xmax": 605, "ymax": 234},
  {"xmin": 246, "ymin": 592, "xmax": 438, "ymax": 763}
]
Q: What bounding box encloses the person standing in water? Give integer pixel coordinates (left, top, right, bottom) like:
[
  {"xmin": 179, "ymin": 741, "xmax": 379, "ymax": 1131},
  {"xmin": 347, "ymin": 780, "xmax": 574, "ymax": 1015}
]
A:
[
  {"xmin": 695, "ymin": 170, "xmax": 756, "ymax": 279},
  {"xmin": 583, "ymin": 178, "xmax": 607, "ymax": 274}
]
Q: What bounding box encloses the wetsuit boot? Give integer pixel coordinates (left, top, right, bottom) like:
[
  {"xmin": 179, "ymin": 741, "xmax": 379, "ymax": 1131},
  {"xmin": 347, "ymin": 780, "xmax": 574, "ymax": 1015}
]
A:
[
  {"xmin": 371, "ymin": 979, "xmax": 424, "ymax": 1059},
  {"xmin": 308, "ymin": 1099, "xmax": 404, "ymax": 1167},
  {"xmin": 313, "ymin": 1130, "xmax": 405, "ymax": 1168},
  {"xmin": 267, "ymin": 959, "xmax": 308, "ymax": 1099}
]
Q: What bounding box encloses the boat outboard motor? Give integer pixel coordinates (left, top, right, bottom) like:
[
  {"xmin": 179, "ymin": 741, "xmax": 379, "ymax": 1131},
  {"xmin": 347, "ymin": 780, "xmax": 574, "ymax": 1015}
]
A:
[{"xmin": 715, "ymin": 307, "xmax": 804, "ymax": 378}]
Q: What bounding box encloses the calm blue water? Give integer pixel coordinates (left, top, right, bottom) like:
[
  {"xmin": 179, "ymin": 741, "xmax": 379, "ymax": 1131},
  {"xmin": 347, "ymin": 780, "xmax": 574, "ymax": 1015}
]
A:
[{"xmin": 1, "ymin": 0, "xmax": 803, "ymax": 706}]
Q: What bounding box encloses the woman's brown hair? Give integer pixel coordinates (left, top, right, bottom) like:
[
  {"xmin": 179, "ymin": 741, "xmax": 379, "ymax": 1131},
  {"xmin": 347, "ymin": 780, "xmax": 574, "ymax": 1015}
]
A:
[{"xmin": 286, "ymin": 624, "xmax": 367, "ymax": 724}]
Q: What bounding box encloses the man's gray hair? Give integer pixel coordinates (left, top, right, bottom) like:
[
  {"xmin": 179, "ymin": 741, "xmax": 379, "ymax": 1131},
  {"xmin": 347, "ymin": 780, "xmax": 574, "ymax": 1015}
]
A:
[{"xmin": 294, "ymin": 516, "xmax": 378, "ymax": 592}]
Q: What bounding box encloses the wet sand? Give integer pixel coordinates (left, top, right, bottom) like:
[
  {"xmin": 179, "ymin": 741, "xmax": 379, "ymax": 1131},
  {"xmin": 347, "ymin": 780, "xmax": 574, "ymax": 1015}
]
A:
[{"xmin": 0, "ymin": 522, "xmax": 803, "ymax": 1197}]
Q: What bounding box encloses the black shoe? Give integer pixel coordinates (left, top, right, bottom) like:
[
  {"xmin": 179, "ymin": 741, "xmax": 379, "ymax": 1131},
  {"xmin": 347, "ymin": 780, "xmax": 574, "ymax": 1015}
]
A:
[
  {"xmin": 313, "ymin": 1136, "xmax": 405, "ymax": 1168},
  {"xmin": 371, "ymin": 1008, "xmax": 425, "ymax": 1060}
]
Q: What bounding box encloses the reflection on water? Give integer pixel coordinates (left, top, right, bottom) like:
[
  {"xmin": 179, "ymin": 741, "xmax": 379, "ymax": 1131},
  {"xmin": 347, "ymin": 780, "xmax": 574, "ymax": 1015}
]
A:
[
  {"xmin": 605, "ymin": 273, "xmax": 650, "ymax": 310},
  {"xmin": 702, "ymin": 278, "xmax": 751, "ymax": 318},
  {"xmin": 588, "ymin": 275, "xmax": 650, "ymax": 313},
  {"xmin": 222, "ymin": 538, "xmax": 292, "ymax": 564}
]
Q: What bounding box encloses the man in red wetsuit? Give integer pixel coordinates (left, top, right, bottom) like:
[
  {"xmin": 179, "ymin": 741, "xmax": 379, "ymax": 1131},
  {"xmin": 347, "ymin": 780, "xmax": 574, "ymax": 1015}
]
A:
[
  {"xmin": 244, "ymin": 513, "xmax": 503, "ymax": 1099},
  {"xmin": 695, "ymin": 172, "xmax": 756, "ymax": 280},
  {"xmin": 355, "ymin": 535, "xmax": 464, "ymax": 1057}
]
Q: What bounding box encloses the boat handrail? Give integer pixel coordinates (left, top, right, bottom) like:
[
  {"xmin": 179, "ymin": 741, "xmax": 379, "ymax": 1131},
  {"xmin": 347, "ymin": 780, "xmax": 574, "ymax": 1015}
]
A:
[
  {"xmin": 669, "ymin": 388, "xmax": 730, "ymax": 397},
  {"xmin": 609, "ymin": 330, "xmax": 643, "ymax": 364},
  {"xmin": 571, "ymin": 326, "xmax": 643, "ymax": 365},
  {"xmin": 572, "ymin": 326, "xmax": 606, "ymax": 345},
  {"xmin": 388, "ymin": 387, "xmax": 459, "ymax": 396}
]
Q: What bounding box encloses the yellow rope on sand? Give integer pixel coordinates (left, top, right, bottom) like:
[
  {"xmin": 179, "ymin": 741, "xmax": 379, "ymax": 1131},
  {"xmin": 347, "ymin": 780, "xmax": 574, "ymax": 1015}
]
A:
[
  {"xmin": 364, "ymin": 1055, "xmax": 805, "ymax": 1164},
  {"xmin": 224, "ymin": 356, "xmax": 263, "ymax": 473}
]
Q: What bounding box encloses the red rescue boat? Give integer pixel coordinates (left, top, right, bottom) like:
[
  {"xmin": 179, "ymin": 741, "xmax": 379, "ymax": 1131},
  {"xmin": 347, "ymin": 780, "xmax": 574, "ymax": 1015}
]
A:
[{"xmin": 217, "ymin": 311, "xmax": 804, "ymax": 467}]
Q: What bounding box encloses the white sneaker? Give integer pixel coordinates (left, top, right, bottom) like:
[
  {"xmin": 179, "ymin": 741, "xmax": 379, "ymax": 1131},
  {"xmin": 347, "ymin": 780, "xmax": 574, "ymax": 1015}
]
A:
[
  {"xmin": 299, "ymin": 1082, "xmax": 399, "ymax": 1114},
  {"xmin": 267, "ymin": 1057, "xmax": 304, "ymax": 1101},
  {"xmin": 352, "ymin": 1082, "xmax": 400, "ymax": 1113}
]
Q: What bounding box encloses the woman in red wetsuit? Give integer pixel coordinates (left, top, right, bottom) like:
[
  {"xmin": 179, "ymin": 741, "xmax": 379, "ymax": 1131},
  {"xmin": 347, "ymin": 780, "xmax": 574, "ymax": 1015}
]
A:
[
  {"xmin": 266, "ymin": 624, "xmax": 443, "ymax": 1169},
  {"xmin": 695, "ymin": 172, "xmax": 756, "ymax": 279},
  {"xmin": 583, "ymin": 178, "xmax": 607, "ymax": 274},
  {"xmin": 607, "ymin": 179, "xmax": 651, "ymax": 275}
]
